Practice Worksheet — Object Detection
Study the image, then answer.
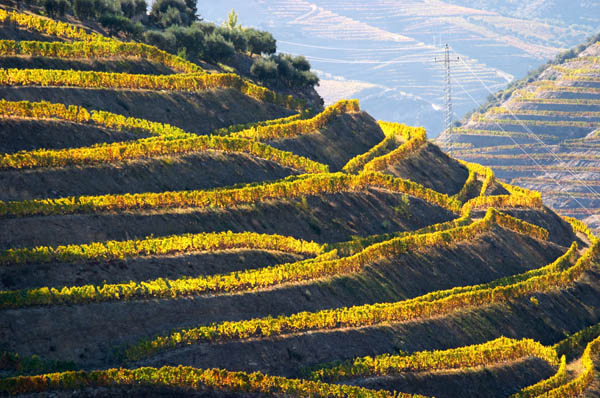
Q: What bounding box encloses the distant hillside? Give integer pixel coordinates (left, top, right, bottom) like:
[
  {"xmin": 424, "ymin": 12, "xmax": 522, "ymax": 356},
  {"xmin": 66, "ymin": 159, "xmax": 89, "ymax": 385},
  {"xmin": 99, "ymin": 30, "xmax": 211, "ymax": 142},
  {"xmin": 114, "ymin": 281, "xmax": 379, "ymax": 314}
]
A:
[
  {"xmin": 438, "ymin": 40, "xmax": 600, "ymax": 231},
  {"xmin": 202, "ymin": 0, "xmax": 600, "ymax": 136},
  {"xmin": 3, "ymin": 7, "xmax": 600, "ymax": 398}
]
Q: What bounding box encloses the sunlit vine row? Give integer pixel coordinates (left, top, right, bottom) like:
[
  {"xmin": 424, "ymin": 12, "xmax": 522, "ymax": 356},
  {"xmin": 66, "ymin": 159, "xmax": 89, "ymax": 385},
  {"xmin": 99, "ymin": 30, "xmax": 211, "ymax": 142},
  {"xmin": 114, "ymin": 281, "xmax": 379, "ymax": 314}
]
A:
[
  {"xmin": 228, "ymin": 100, "xmax": 359, "ymax": 141},
  {"xmin": 0, "ymin": 172, "xmax": 462, "ymax": 217},
  {"xmin": 0, "ymin": 9, "xmax": 110, "ymax": 42},
  {"xmin": 125, "ymin": 234, "xmax": 594, "ymax": 361},
  {"xmin": 0, "ymin": 208, "xmax": 548, "ymax": 309},
  {"xmin": 0, "ymin": 40, "xmax": 202, "ymax": 73},
  {"xmin": 0, "ymin": 69, "xmax": 304, "ymax": 110},
  {"xmin": 310, "ymin": 336, "xmax": 558, "ymax": 382},
  {"xmin": 0, "ymin": 231, "xmax": 324, "ymax": 266},
  {"xmin": 0, "ymin": 365, "xmax": 425, "ymax": 398}
]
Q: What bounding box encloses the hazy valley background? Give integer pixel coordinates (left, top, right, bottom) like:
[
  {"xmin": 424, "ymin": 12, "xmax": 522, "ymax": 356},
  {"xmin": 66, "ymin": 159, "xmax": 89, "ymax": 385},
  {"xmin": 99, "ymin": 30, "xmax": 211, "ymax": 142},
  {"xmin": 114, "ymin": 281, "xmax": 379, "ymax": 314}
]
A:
[{"xmin": 201, "ymin": 0, "xmax": 600, "ymax": 137}]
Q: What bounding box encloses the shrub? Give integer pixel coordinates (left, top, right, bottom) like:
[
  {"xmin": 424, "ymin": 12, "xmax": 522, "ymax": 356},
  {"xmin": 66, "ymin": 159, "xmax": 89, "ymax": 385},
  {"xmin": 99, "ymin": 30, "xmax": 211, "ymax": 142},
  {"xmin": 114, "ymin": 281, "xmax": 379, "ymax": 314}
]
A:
[
  {"xmin": 202, "ymin": 32, "xmax": 235, "ymax": 62},
  {"xmin": 245, "ymin": 28, "xmax": 276, "ymax": 55}
]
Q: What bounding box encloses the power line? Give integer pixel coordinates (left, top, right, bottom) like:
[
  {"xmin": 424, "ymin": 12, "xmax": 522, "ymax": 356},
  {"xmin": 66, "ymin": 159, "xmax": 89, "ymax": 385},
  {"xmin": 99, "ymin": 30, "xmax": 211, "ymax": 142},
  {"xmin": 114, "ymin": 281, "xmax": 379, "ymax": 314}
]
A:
[
  {"xmin": 452, "ymin": 46, "xmax": 600, "ymax": 208},
  {"xmin": 448, "ymin": 58, "xmax": 597, "ymax": 219}
]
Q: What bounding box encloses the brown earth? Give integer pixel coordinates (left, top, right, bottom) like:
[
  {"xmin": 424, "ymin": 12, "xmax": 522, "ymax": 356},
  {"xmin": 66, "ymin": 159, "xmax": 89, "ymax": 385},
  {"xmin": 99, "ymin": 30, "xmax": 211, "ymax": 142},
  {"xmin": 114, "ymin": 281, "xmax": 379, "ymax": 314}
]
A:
[
  {"xmin": 351, "ymin": 357, "xmax": 555, "ymax": 398},
  {"xmin": 0, "ymin": 118, "xmax": 152, "ymax": 154},
  {"xmin": 0, "ymin": 151, "xmax": 298, "ymax": 201},
  {"xmin": 0, "ymin": 226, "xmax": 565, "ymax": 367},
  {"xmin": 0, "ymin": 56, "xmax": 176, "ymax": 75},
  {"xmin": 0, "ymin": 22, "xmax": 66, "ymax": 42},
  {"xmin": 0, "ymin": 87, "xmax": 295, "ymax": 134},
  {"xmin": 266, "ymin": 111, "xmax": 384, "ymax": 171},
  {"xmin": 0, "ymin": 189, "xmax": 456, "ymax": 250},
  {"xmin": 0, "ymin": 249, "xmax": 306, "ymax": 291},
  {"xmin": 130, "ymin": 265, "xmax": 600, "ymax": 377},
  {"xmin": 473, "ymin": 206, "xmax": 577, "ymax": 247},
  {"xmin": 383, "ymin": 142, "xmax": 469, "ymax": 196}
]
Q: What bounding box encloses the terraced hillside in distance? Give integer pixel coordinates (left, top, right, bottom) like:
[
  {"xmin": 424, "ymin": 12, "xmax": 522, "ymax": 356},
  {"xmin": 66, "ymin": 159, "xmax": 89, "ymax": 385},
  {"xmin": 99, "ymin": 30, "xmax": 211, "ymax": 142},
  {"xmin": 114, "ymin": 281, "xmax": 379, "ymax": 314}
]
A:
[
  {"xmin": 202, "ymin": 0, "xmax": 600, "ymax": 136},
  {"xmin": 4, "ymin": 6, "xmax": 600, "ymax": 398},
  {"xmin": 438, "ymin": 40, "xmax": 600, "ymax": 233}
]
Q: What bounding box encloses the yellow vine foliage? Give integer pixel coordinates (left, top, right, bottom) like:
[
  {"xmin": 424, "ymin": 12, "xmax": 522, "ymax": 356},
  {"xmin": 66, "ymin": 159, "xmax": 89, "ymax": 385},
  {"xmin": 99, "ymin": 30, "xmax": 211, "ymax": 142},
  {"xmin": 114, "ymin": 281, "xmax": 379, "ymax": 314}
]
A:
[
  {"xmin": 0, "ymin": 231, "xmax": 324, "ymax": 266},
  {"xmin": 0, "ymin": 69, "xmax": 304, "ymax": 110},
  {"xmin": 461, "ymin": 192, "xmax": 544, "ymax": 215},
  {"xmin": 361, "ymin": 123, "xmax": 427, "ymax": 173},
  {"xmin": 311, "ymin": 336, "xmax": 559, "ymax": 382},
  {"xmin": 0, "ymin": 100, "xmax": 326, "ymax": 173},
  {"xmin": 0, "ymin": 365, "xmax": 424, "ymax": 398},
  {"xmin": 0, "ymin": 40, "xmax": 202, "ymax": 73},
  {"xmin": 510, "ymin": 355, "xmax": 568, "ymax": 398},
  {"xmin": 229, "ymin": 99, "xmax": 360, "ymax": 141},
  {"xmin": 0, "ymin": 9, "xmax": 109, "ymax": 42},
  {"xmin": 528, "ymin": 335, "xmax": 600, "ymax": 398},
  {"xmin": 341, "ymin": 121, "xmax": 407, "ymax": 174},
  {"xmin": 456, "ymin": 159, "xmax": 495, "ymax": 199},
  {"xmin": 125, "ymin": 221, "xmax": 589, "ymax": 362},
  {"xmin": 0, "ymin": 208, "xmax": 548, "ymax": 309},
  {"xmin": 0, "ymin": 172, "xmax": 462, "ymax": 217}
]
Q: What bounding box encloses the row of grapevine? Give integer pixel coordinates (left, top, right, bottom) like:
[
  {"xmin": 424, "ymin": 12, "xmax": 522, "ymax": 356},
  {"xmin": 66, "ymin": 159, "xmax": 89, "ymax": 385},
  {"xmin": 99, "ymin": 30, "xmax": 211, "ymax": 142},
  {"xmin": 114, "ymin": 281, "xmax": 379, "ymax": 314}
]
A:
[
  {"xmin": 228, "ymin": 100, "xmax": 360, "ymax": 141},
  {"xmin": 525, "ymin": 335, "xmax": 600, "ymax": 398},
  {"xmin": 0, "ymin": 99, "xmax": 193, "ymax": 139},
  {"xmin": 310, "ymin": 336, "xmax": 559, "ymax": 382},
  {"xmin": 0, "ymin": 208, "xmax": 549, "ymax": 309},
  {"xmin": 493, "ymin": 165, "xmax": 600, "ymax": 172},
  {"xmin": 0, "ymin": 172, "xmax": 462, "ymax": 217},
  {"xmin": 510, "ymin": 356, "xmax": 568, "ymax": 398},
  {"xmin": 531, "ymin": 82, "xmax": 600, "ymax": 94},
  {"xmin": 461, "ymin": 152, "xmax": 600, "ymax": 161},
  {"xmin": 553, "ymin": 65, "xmax": 600, "ymax": 75},
  {"xmin": 0, "ymin": 231, "xmax": 325, "ymax": 266},
  {"xmin": 513, "ymin": 177, "xmax": 600, "ymax": 187},
  {"xmin": 486, "ymin": 106, "xmax": 600, "ymax": 118},
  {"xmin": 325, "ymin": 213, "xmax": 472, "ymax": 256},
  {"xmin": 513, "ymin": 97, "xmax": 600, "ymax": 105},
  {"xmin": 1, "ymin": 133, "xmax": 328, "ymax": 174},
  {"xmin": 461, "ymin": 193, "xmax": 544, "ymax": 215},
  {"xmin": 0, "ymin": 365, "xmax": 424, "ymax": 398},
  {"xmin": 545, "ymin": 191, "xmax": 600, "ymax": 199},
  {"xmin": 455, "ymin": 160, "xmax": 495, "ymax": 200},
  {"xmin": 212, "ymin": 111, "xmax": 307, "ymax": 136},
  {"xmin": 0, "ymin": 40, "xmax": 202, "ymax": 74},
  {"xmin": 125, "ymin": 233, "xmax": 593, "ymax": 361},
  {"xmin": 452, "ymin": 128, "xmax": 558, "ymax": 141},
  {"xmin": 0, "ymin": 9, "xmax": 110, "ymax": 42},
  {"xmin": 0, "ymin": 69, "xmax": 304, "ymax": 110},
  {"xmin": 473, "ymin": 115, "xmax": 600, "ymax": 128},
  {"xmin": 403, "ymin": 241, "xmax": 578, "ymax": 307},
  {"xmin": 360, "ymin": 124, "xmax": 427, "ymax": 173},
  {"xmin": 341, "ymin": 121, "xmax": 404, "ymax": 174},
  {"xmin": 563, "ymin": 75, "xmax": 600, "ymax": 82}
]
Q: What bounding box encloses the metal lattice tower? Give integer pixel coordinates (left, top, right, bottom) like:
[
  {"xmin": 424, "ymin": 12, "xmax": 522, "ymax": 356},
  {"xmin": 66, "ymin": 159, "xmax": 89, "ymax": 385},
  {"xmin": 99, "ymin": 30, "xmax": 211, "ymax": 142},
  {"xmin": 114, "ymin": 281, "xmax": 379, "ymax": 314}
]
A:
[
  {"xmin": 435, "ymin": 44, "xmax": 459, "ymax": 139},
  {"xmin": 443, "ymin": 44, "xmax": 453, "ymax": 133}
]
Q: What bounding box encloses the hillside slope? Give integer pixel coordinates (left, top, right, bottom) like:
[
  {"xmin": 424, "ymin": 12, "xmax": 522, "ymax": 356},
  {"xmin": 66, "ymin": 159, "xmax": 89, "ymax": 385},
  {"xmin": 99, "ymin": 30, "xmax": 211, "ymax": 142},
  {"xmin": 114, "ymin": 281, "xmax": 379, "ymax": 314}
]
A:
[
  {"xmin": 2, "ymin": 8, "xmax": 600, "ymax": 398},
  {"xmin": 439, "ymin": 41, "xmax": 600, "ymax": 231}
]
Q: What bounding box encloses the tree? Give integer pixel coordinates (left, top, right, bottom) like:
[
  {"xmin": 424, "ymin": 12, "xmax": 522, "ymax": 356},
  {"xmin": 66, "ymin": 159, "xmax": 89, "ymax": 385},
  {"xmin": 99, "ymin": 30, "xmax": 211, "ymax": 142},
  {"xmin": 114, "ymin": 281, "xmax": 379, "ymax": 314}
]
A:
[
  {"xmin": 250, "ymin": 57, "xmax": 278, "ymax": 81},
  {"xmin": 44, "ymin": 0, "xmax": 70, "ymax": 17},
  {"xmin": 202, "ymin": 32, "xmax": 235, "ymax": 62},
  {"xmin": 245, "ymin": 28, "xmax": 276, "ymax": 55},
  {"xmin": 218, "ymin": 26, "xmax": 246, "ymax": 52},
  {"xmin": 150, "ymin": 0, "xmax": 197, "ymax": 28},
  {"xmin": 72, "ymin": 0, "xmax": 95, "ymax": 19},
  {"xmin": 223, "ymin": 9, "xmax": 239, "ymax": 30}
]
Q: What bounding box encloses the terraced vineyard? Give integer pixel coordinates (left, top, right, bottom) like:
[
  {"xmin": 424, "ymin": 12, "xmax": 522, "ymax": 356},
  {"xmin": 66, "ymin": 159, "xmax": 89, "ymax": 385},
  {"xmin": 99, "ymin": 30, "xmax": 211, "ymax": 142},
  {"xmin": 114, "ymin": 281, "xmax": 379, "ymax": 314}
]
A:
[
  {"xmin": 438, "ymin": 41, "xmax": 600, "ymax": 233},
  {"xmin": 3, "ymin": 6, "xmax": 600, "ymax": 398}
]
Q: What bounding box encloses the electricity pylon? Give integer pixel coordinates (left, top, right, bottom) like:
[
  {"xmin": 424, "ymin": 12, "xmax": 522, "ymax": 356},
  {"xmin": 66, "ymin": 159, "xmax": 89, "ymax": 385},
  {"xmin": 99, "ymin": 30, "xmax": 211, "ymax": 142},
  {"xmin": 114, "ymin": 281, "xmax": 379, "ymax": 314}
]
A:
[{"xmin": 435, "ymin": 44, "xmax": 460, "ymax": 149}]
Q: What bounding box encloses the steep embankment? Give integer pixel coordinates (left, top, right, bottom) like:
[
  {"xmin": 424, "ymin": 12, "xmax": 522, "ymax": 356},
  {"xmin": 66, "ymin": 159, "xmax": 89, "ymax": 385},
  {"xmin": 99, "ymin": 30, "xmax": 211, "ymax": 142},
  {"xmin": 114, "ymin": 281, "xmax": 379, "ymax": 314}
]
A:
[{"xmin": 2, "ymin": 7, "xmax": 600, "ymax": 398}]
